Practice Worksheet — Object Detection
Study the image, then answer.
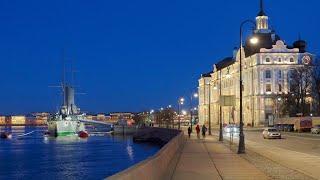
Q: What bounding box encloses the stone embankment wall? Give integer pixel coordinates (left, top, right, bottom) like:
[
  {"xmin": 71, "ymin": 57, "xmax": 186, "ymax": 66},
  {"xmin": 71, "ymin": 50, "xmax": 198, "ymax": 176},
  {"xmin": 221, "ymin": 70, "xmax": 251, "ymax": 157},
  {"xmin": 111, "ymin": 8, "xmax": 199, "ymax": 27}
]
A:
[
  {"xmin": 107, "ymin": 128, "xmax": 185, "ymax": 180},
  {"xmin": 113, "ymin": 125, "xmax": 139, "ymax": 134}
]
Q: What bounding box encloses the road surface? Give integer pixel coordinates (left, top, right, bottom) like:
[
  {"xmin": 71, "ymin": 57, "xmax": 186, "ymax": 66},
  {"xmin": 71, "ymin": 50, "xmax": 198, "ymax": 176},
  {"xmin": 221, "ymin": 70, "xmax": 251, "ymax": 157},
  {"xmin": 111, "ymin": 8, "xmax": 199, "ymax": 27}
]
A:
[
  {"xmin": 220, "ymin": 130, "xmax": 320, "ymax": 179},
  {"xmin": 243, "ymin": 131, "xmax": 320, "ymax": 156}
]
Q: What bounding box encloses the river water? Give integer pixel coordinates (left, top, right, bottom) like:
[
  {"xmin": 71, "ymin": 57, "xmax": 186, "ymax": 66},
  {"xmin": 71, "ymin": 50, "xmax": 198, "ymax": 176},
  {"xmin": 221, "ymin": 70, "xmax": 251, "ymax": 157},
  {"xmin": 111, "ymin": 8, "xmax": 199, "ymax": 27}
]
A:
[{"xmin": 0, "ymin": 126, "xmax": 160, "ymax": 180}]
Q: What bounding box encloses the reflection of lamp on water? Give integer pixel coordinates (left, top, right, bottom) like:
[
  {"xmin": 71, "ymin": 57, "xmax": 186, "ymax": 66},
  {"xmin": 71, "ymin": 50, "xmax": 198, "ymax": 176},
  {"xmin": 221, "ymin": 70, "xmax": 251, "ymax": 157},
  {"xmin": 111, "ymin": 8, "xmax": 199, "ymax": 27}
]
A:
[{"xmin": 127, "ymin": 144, "xmax": 134, "ymax": 160}]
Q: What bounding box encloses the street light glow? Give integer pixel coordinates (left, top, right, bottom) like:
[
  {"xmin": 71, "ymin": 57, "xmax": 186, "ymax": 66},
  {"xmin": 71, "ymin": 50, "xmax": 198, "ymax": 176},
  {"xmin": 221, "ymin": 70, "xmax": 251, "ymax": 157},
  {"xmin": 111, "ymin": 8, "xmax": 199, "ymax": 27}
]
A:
[
  {"xmin": 181, "ymin": 110, "xmax": 187, "ymax": 115},
  {"xmin": 250, "ymin": 37, "xmax": 258, "ymax": 44}
]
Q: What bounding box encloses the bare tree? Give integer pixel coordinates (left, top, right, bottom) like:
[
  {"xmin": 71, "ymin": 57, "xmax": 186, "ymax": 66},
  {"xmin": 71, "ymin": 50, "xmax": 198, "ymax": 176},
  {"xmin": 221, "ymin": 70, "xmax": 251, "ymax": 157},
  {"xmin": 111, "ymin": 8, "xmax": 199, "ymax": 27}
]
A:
[
  {"xmin": 312, "ymin": 56, "xmax": 320, "ymax": 115},
  {"xmin": 133, "ymin": 112, "xmax": 149, "ymax": 125},
  {"xmin": 280, "ymin": 64, "xmax": 313, "ymax": 117},
  {"xmin": 153, "ymin": 108, "xmax": 176, "ymax": 128}
]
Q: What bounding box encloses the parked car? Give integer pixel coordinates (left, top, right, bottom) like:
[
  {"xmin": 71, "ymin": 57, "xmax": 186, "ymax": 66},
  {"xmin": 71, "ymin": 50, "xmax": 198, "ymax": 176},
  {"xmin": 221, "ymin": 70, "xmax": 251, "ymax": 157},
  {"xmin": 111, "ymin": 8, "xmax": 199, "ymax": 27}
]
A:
[
  {"xmin": 224, "ymin": 124, "xmax": 239, "ymax": 134},
  {"xmin": 311, "ymin": 125, "xmax": 320, "ymax": 134},
  {"xmin": 262, "ymin": 128, "xmax": 281, "ymax": 139}
]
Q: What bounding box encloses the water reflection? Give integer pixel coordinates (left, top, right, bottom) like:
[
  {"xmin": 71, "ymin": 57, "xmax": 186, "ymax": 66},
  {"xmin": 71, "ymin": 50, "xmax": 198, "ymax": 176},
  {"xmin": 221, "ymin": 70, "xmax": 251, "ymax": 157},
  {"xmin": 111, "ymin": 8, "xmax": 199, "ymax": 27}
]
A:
[
  {"xmin": 43, "ymin": 136, "xmax": 88, "ymax": 144},
  {"xmin": 127, "ymin": 143, "xmax": 134, "ymax": 161},
  {"xmin": 0, "ymin": 126, "xmax": 160, "ymax": 179}
]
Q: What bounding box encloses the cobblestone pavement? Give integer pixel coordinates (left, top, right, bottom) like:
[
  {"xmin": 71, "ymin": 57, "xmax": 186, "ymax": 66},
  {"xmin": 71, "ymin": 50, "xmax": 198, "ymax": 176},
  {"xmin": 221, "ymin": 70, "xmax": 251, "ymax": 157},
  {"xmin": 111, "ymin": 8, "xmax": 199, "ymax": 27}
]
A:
[{"xmin": 224, "ymin": 142, "xmax": 315, "ymax": 180}]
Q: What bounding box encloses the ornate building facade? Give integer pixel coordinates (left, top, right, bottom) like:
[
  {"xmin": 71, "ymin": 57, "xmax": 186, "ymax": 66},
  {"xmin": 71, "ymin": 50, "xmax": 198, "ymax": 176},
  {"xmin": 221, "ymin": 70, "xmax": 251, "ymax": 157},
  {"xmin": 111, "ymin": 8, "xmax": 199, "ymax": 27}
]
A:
[{"xmin": 198, "ymin": 1, "xmax": 315, "ymax": 127}]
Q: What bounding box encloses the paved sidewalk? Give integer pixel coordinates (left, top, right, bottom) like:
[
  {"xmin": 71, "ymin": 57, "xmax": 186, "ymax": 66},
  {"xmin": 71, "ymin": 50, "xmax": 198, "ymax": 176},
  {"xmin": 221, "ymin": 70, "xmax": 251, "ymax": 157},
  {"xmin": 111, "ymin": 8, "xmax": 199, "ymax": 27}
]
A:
[{"xmin": 171, "ymin": 134, "xmax": 269, "ymax": 180}]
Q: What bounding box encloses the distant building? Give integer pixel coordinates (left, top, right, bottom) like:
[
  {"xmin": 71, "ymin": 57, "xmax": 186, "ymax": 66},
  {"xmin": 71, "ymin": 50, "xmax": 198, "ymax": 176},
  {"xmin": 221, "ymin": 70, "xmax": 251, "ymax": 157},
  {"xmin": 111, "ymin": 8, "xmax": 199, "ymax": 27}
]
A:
[
  {"xmin": 0, "ymin": 116, "xmax": 6, "ymax": 125},
  {"xmin": 85, "ymin": 114, "xmax": 97, "ymax": 121},
  {"xmin": 97, "ymin": 113, "xmax": 111, "ymax": 122},
  {"xmin": 9, "ymin": 115, "xmax": 26, "ymax": 125},
  {"xmin": 33, "ymin": 112, "xmax": 49, "ymax": 125},
  {"xmin": 110, "ymin": 112, "xmax": 135, "ymax": 124}
]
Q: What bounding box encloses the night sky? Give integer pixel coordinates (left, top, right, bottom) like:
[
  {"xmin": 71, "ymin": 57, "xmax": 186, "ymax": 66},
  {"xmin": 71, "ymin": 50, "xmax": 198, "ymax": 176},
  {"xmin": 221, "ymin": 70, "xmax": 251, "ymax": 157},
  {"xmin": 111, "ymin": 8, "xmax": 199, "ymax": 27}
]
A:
[{"xmin": 0, "ymin": 0, "xmax": 319, "ymax": 114}]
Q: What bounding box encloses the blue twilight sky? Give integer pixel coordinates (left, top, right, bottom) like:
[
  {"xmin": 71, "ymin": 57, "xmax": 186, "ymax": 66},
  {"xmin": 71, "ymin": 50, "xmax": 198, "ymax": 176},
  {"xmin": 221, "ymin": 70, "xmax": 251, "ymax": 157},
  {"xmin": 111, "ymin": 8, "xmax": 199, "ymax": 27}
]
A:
[{"xmin": 0, "ymin": 0, "xmax": 319, "ymax": 114}]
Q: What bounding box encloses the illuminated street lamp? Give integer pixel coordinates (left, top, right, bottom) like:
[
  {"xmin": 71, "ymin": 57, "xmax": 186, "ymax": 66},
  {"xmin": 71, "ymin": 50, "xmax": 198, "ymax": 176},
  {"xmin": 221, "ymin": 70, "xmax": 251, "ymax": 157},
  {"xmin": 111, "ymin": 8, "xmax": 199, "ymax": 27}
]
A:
[
  {"xmin": 182, "ymin": 110, "xmax": 187, "ymax": 115},
  {"xmin": 276, "ymin": 97, "xmax": 282, "ymax": 119},
  {"xmin": 178, "ymin": 97, "xmax": 185, "ymax": 130},
  {"xmin": 205, "ymin": 82, "xmax": 212, "ymax": 135},
  {"xmin": 219, "ymin": 70, "xmax": 223, "ymax": 141},
  {"xmin": 190, "ymin": 92, "xmax": 198, "ymax": 132},
  {"xmin": 238, "ymin": 19, "xmax": 258, "ymax": 154},
  {"xmin": 250, "ymin": 37, "xmax": 259, "ymax": 44}
]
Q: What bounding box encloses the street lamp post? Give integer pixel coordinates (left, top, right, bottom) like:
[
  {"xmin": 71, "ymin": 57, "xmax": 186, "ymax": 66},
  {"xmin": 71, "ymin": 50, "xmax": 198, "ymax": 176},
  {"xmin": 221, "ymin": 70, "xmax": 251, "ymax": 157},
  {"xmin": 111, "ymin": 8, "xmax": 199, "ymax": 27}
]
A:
[
  {"xmin": 219, "ymin": 70, "xmax": 223, "ymax": 141},
  {"xmin": 207, "ymin": 83, "xmax": 212, "ymax": 135},
  {"xmin": 190, "ymin": 93, "xmax": 198, "ymax": 132},
  {"xmin": 238, "ymin": 19, "xmax": 258, "ymax": 154},
  {"xmin": 277, "ymin": 97, "xmax": 281, "ymax": 119},
  {"xmin": 178, "ymin": 97, "xmax": 184, "ymax": 130}
]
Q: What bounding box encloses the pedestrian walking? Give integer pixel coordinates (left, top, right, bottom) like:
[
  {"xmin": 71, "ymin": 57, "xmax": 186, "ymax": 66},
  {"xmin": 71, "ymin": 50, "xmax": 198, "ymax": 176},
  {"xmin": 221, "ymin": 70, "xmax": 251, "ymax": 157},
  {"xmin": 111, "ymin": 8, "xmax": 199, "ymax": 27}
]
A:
[
  {"xmin": 202, "ymin": 125, "xmax": 207, "ymax": 138},
  {"xmin": 187, "ymin": 126, "xmax": 192, "ymax": 138},
  {"xmin": 196, "ymin": 124, "xmax": 200, "ymax": 139}
]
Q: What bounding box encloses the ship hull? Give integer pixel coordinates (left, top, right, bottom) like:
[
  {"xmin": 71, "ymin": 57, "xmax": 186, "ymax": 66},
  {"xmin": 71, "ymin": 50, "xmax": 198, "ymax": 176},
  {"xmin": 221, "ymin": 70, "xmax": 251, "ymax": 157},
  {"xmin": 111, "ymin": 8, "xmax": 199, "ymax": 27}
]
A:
[{"xmin": 48, "ymin": 120, "xmax": 85, "ymax": 137}]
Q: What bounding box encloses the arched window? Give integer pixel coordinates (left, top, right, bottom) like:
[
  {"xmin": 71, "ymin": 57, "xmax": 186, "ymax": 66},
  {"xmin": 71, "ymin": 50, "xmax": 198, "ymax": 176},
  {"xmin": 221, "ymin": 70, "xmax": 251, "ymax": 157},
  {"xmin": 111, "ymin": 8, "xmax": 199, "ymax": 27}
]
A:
[{"xmin": 278, "ymin": 57, "xmax": 282, "ymax": 62}]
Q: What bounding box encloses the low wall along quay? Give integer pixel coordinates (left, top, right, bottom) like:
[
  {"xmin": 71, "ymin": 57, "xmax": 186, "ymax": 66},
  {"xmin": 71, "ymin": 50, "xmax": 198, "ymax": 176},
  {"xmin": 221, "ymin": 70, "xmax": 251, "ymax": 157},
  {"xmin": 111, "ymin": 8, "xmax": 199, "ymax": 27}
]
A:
[{"xmin": 107, "ymin": 128, "xmax": 185, "ymax": 180}]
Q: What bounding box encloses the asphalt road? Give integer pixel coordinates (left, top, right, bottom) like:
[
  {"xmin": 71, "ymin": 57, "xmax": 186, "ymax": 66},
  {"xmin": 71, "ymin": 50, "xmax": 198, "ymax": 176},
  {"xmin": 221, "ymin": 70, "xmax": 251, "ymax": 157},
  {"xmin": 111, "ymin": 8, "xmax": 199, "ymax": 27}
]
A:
[{"xmin": 227, "ymin": 130, "xmax": 320, "ymax": 156}]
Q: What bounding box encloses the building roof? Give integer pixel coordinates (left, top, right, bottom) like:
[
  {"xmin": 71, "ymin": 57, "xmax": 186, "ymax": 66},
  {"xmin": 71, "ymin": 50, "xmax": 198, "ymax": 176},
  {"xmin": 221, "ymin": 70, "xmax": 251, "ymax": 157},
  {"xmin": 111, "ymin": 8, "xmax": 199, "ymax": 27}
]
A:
[
  {"xmin": 201, "ymin": 71, "xmax": 212, "ymax": 77},
  {"xmin": 244, "ymin": 32, "xmax": 281, "ymax": 57},
  {"xmin": 215, "ymin": 57, "xmax": 235, "ymax": 70}
]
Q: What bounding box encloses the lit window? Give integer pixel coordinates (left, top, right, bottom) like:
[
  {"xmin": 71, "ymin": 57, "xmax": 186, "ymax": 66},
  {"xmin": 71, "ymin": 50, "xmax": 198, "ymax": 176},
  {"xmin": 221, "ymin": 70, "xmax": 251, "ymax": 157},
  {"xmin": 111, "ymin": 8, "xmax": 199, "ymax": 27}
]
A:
[
  {"xmin": 265, "ymin": 70, "xmax": 271, "ymax": 79},
  {"xmin": 266, "ymin": 84, "xmax": 272, "ymax": 92},
  {"xmin": 290, "ymin": 58, "xmax": 294, "ymax": 62},
  {"xmin": 266, "ymin": 58, "xmax": 270, "ymax": 62}
]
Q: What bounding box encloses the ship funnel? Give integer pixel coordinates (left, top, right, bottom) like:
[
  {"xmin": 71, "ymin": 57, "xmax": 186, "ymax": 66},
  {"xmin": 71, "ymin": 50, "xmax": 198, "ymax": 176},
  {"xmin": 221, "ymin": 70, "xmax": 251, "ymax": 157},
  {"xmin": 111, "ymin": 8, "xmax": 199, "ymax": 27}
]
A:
[{"xmin": 62, "ymin": 86, "xmax": 79, "ymax": 115}]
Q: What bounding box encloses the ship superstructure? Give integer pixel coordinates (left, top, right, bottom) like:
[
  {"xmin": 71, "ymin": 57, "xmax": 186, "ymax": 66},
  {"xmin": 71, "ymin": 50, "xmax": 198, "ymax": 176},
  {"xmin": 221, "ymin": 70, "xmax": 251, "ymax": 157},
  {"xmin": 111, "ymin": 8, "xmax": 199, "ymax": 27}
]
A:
[{"xmin": 47, "ymin": 85, "xmax": 86, "ymax": 137}]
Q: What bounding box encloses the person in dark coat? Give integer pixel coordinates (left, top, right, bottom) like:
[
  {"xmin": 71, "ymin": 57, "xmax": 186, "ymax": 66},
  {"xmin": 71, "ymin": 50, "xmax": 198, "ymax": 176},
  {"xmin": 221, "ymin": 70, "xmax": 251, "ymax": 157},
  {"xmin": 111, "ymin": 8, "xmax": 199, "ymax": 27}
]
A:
[
  {"xmin": 187, "ymin": 126, "xmax": 192, "ymax": 138},
  {"xmin": 202, "ymin": 125, "xmax": 207, "ymax": 138}
]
